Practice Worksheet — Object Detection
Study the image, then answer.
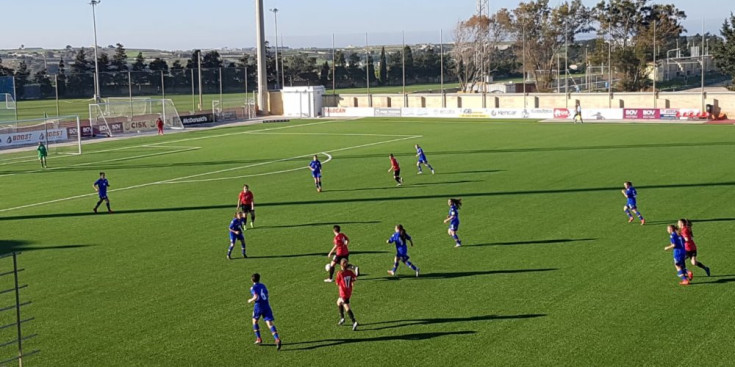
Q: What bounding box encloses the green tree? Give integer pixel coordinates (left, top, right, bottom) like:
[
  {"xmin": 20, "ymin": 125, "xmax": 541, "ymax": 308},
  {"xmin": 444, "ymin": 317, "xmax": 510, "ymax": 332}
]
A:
[
  {"xmin": 149, "ymin": 58, "xmax": 169, "ymax": 90},
  {"xmin": 319, "ymin": 61, "xmax": 330, "ymax": 86},
  {"xmin": 378, "ymin": 47, "xmax": 388, "ymax": 85},
  {"xmin": 111, "ymin": 43, "xmax": 128, "ymax": 71},
  {"xmin": 57, "ymin": 59, "xmax": 67, "ymax": 97},
  {"xmin": 387, "ymin": 51, "xmax": 402, "ymax": 84},
  {"xmin": 131, "ymin": 52, "xmax": 148, "ymax": 87},
  {"xmin": 97, "ymin": 52, "xmax": 112, "ymax": 93},
  {"xmin": 132, "ymin": 52, "xmax": 146, "ymax": 71},
  {"xmin": 712, "ymin": 13, "xmax": 735, "ymax": 85},
  {"xmin": 403, "ymin": 46, "xmax": 415, "ymax": 81},
  {"xmin": 14, "ymin": 60, "xmax": 30, "ymax": 99},
  {"xmin": 33, "ymin": 68, "xmax": 54, "ymax": 98},
  {"xmin": 333, "ymin": 51, "xmax": 347, "ymax": 85},
  {"xmin": 68, "ymin": 48, "xmax": 93, "ymax": 97},
  {"xmin": 593, "ymin": 0, "xmax": 686, "ymax": 91}
]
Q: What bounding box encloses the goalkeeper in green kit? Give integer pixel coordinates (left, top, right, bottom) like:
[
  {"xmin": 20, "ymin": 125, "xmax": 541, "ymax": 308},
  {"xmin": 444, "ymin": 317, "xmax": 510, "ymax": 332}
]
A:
[{"xmin": 37, "ymin": 142, "xmax": 48, "ymax": 168}]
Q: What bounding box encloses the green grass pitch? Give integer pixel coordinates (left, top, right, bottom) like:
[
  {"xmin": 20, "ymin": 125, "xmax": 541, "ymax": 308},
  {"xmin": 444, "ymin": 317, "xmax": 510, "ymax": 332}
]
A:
[{"xmin": 1, "ymin": 118, "xmax": 734, "ymax": 366}]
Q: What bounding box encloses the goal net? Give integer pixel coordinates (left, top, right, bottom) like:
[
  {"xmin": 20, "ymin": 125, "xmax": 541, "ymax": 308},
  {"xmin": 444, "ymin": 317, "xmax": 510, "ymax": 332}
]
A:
[
  {"xmin": 0, "ymin": 93, "xmax": 16, "ymax": 122},
  {"xmin": 0, "ymin": 115, "xmax": 82, "ymax": 155},
  {"xmin": 89, "ymin": 98, "xmax": 184, "ymax": 137},
  {"xmin": 212, "ymin": 96, "xmax": 256, "ymax": 122},
  {"xmin": 103, "ymin": 97, "xmax": 153, "ymax": 116}
]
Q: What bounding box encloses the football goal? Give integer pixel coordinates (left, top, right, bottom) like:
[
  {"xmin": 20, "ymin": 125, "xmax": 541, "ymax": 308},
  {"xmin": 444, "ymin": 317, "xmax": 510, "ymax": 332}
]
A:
[
  {"xmin": 0, "ymin": 115, "xmax": 82, "ymax": 155},
  {"xmin": 0, "ymin": 93, "xmax": 16, "ymax": 121},
  {"xmin": 89, "ymin": 98, "xmax": 184, "ymax": 137},
  {"xmin": 212, "ymin": 96, "xmax": 256, "ymax": 122}
]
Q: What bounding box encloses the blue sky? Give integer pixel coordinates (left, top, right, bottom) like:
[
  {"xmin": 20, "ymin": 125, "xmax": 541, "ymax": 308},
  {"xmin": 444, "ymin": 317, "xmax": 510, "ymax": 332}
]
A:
[{"xmin": 0, "ymin": 0, "xmax": 727, "ymax": 50}]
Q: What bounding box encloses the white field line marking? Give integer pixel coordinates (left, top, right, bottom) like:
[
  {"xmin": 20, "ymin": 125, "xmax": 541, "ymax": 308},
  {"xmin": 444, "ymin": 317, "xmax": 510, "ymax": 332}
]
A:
[
  {"xmin": 245, "ymin": 132, "xmax": 418, "ymax": 137},
  {"xmin": 0, "ymin": 134, "xmax": 420, "ymax": 214},
  {"xmin": 168, "ymin": 153, "xmax": 334, "ymax": 184},
  {"xmin": 0, "ymin": 147, "xmax": 201, "ymax": 179},
  {"xmin": 159, "ymin": 134, "xmax": 421, "ymax": 184},
  {"xmin": 0, "ymin": 120, "xmax": 336, "ymax": 167},
  {"xmin": 0, "ymin": 144, "xmax": 199, "ymax": 167}
]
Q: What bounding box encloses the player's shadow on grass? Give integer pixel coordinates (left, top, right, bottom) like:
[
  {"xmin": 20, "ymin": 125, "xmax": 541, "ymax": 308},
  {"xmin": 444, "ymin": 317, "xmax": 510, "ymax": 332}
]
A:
[
  {"xmin": 689, "ymin": 275, "xmax": 735, "ymax": 285},
  {"xmin": 284, "ymin": 331, "xmax": 475, "ymax": 351},
  {"xmin": 439, "ymin": 169, "xmax": 505, "ymax": 175},
  {"xmin": 334, "ymin": 141, "xmax": 735, "ymax": 160},
  {"xmin": 327, "ymin": 180, "xmax": 483, "ymax": 192},
  {"xmin": 248, "ymin": 250, "xmax": 388, "ymax": 259},
  {"xmin": 258, "ymin": 220, "xmax": 380, "ymax": 229},
  {"xmin": 361, "ymin": 313, "xmax": 547, "ymax": 331},
  {"xmin": 470, "ymin": 238, "xmax": 596, "ymax": 247},
  {"xmin": 362, "ymin": 268, "xmax": 558, "ymax": 281},
  {"xmin": 256, "ymin": 180, "xmax": 735, "ymax": 208},
  {"xmin": 0, "ymin": 240, "xmax": 94, "ymax": 255},
  {"xmin": 642, "ymin": 217, "xmax": 735, "ymax": 226}
]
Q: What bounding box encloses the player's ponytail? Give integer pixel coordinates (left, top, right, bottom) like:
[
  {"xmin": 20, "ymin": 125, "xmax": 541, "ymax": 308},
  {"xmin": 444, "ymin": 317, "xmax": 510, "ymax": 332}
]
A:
[
  {"xmin": 450, "ymin": 198, "xmax": 462, "ymax": 209},
  {"xmin": 397, "ymin": 224, "xmax": 408, "ymax": 243}
]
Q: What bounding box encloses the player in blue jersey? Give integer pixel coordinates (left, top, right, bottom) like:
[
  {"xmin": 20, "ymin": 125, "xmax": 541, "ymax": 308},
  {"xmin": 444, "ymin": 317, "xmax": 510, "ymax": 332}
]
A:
[
  {"xmin": 415, "ymin": 144, "xmax": 435, "ymax": 174},
  {"xmin": 443, "ymin": 198, "xmax": 462, "ymax": 247},
  {"xmin": 308, "ymin": 155, "xmax": 323, "ymax": 192},
  {"xmin": 622, "ymin": 181, "xmax": 645, "ymax": 225},
  {"xmin": 93, "ymin": 172, "xmax": 113, "ymax": 213},
  {"xmin": 664, "ymin": 225, "xmax": 692, "ymax": 285},
  {"xmin": 386, "ymin": 224, "xmax": 420, "ymax": 277},
  {"xmin": 247, "ymin": 273, "xmax": 282, "ymax": 350},
  {"xmin": 227, "ymin": 212, "xmax": 247, "ymax": 260}
]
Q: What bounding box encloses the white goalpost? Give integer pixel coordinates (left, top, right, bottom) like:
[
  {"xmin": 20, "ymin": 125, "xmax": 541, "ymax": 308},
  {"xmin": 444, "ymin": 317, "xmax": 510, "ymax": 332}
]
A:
[
  {"xmin": 0, "ymin": 93, "xmax": 17, "ymax": 121},
  {"xmin": 89, "ymin": 98, "xmax": 184, "ymax": 137}
]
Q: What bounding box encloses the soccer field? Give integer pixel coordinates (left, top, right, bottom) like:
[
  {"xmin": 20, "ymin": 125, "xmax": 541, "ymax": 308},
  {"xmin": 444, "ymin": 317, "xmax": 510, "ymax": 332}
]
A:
[{"xmin": 1, "ymin": 118, "xmax": 734, "ymax": 366}]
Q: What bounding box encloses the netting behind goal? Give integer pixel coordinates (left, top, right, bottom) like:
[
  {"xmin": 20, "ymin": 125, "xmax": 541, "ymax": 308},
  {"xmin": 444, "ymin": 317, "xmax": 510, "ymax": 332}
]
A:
[
  {"xmin": 89, "ymin": 99, "xmax": 184, "ymax": 137},
  {"xmin": 212, "ymin": 97, "xmax": 256, "ymax": 122},
  {"xmin": 0, "ymin": 115, "xmax": 81, "ymax": 155},
  {"xmin": 103, "ymin": 97, "xmax": 153, "ymax": 116}
]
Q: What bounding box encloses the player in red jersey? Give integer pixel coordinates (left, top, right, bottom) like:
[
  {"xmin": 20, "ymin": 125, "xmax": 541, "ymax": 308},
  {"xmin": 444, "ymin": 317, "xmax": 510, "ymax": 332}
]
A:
[
  {"xmin": 388, "ymin": 153, "xmax": 403, "ymax": 186},
  {"xmin": 335, "ymin": 258, "xmax": 358, "ymax": 330},
  {"xmin": 325, "ymin": 225, "xmax": 352, "ymax": 282},
  {"xmin": 155, "ymin": 117, "xmax": 164, "ymax": 135},
  {"xmin": 678, "ymin": 219, "xmax": 711, "ymax": 276},
  {"xmin": 236, "ymin": 184, "xmax": 256, "ymax": 228}
]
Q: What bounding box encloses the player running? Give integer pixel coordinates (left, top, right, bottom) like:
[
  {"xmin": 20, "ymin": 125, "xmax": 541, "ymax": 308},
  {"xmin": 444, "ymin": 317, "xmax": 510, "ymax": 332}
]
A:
[
  {"xmin": 388, "ymin": 153, "xmax": 403, "ymax": 186},
  {"xmin": 326, "ymin": 225, "xmax": 357, "ymax": 282},
  {"xmin": 93, "ymin": 172, "xmax": 113, "ymax": 213},
  {"xmin": 308, "ymin": 155, "xmax": 323, "ymax": 192},
  {"xmin": 622, "ymin": 182, "xmax": 645, "ymax": 225},
  {"xmin": 227, "ymin": 212, "xmax": 247, "ymax": 260},
  {"xmin": 386, "ymin": 224, "xmax": 420, "ymax": 277},
  {"xmin": 335, "ymin": 258, "xmax": 358, "ymax": 331},
  {"xmin": 247, "ymin": 273, "xmax": 282, "ymax": 350},
  {"xmin": 678, "ymin": 219, "xmax": 711, "ymax": 276},
  {"xmin": 443, "ymin": 198, "xmax": 462, "ymax": 247},
  {"xmin": 37, "ymin": 142, "xmax": 48, "ymax": 168},
  {"xmin": 237, "ymin": 184, "xmax": 256, "ymax": 229},
  {"xmin": 415, "ymin": 144, "xmax": 434, "ymax": 174},
  {"xmin": 664, "ymin": 225, "xmax": 692, "ymax": 285}
]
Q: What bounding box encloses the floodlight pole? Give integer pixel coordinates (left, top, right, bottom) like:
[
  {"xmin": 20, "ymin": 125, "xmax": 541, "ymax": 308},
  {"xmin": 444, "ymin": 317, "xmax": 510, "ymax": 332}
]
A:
[
  {"xmin": 255, "ymin": 0, "xmax": 268, "ymax": 114},
  {"xmin": 365, "ymin": 33, "xmax": 370, "ymax": 97},
  {"xmin": 522, "ymin": 26, "xmax": 526, "ymax": 110},
  {"xmin": 269, "ymin": 8, "xmax": 280, "ymax": 89},
  {"xmin": 701, "ymin": 17, "xmax": 706, "ymax": 112},
  {"xmin": 90, "ymin": 0, "xmax": 102, "ymax": 103},
  {"xmin": 197, "ymin": 50, "xmax": 203, "ymax": 111},
  {"xmin": 652, "ymin": 19, "xmax": 656, "ymax": 108}
]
